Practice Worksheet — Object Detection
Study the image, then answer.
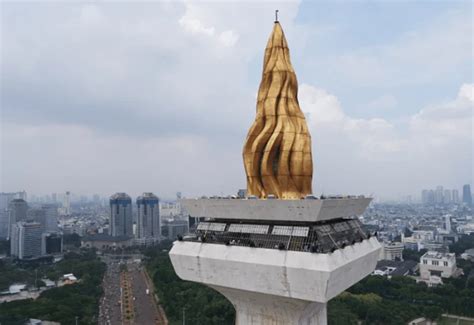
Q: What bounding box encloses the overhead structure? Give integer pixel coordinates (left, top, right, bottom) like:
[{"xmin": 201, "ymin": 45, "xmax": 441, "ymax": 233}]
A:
[{"xmin": 242, "ymin": 22, "xmax": 313, "ymax": 199}]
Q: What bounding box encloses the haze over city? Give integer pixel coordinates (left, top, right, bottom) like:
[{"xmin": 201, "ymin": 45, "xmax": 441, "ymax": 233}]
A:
[{"xmin": 1, "ymin": 1, "xmax": 472, "ymax": 200}]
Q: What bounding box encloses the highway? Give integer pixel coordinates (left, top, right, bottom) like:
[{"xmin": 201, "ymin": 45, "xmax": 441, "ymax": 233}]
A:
[{"xmin": 99, "ymin": 255, "xmax": 167, "ymax": 325}]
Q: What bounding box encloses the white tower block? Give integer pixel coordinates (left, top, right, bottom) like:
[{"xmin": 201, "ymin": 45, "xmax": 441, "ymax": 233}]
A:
[{"xmin": 170, "ymin": 198, "xmax": 381, "ymax": 325}]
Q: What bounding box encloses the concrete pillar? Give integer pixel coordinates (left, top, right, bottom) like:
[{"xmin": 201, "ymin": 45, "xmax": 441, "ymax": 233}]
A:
[{"xmin": 211, "ymin": 285, "xmax": 327, "ymax": 325}]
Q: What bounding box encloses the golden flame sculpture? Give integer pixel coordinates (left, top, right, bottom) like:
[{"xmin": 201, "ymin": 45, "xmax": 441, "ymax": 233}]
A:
[{"xmin": 243, "ymin": 22, "xmax": 313, "ymax": 199}]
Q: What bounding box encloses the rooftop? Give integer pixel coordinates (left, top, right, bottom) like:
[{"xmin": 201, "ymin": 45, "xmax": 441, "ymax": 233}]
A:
[
  {"xmin": 422, "ymin": 251, "xmax": 455, "ymax": 260},
  {"xmin": 180, "ymin": 196, "xmax": 371, "ymax": 223}
]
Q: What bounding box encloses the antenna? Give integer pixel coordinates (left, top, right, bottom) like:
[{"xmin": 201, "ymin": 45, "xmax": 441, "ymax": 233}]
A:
[{"xmin": 275, "ymin": 9, "xmax": 279, "ymax": 22}]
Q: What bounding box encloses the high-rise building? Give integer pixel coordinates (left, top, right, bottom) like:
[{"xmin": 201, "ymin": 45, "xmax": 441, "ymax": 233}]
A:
[
  {"xmin": 0, "ymin": 192, "xmax": 17, "ymax": 212},
  {"xmin": 10, "ymin": 222, "xmax": 43, "ymax": 259},
  {"xmin": 28, "ymin": 208, "xmax": 45, "ymax": 227},
  {"xmin": 435, "ymin": 186, "xmax": 444, "ymax": 204},
  {"xmin": 0, "ymin": 213, "xmax": 8, "ymax": 239},
  {"xmin": 445, "ymin": 215, "xmax": 452, "ymax": 233},
  {"xmin": 28, "ymin": 205, "xmax": 58, "ymax": 232},
  {"xmin": 421, "ymin": 190, "xmax": 429, "ymax": 205},
  {"xmin": 109, "ymin": 193, "xmax": 133, "ymax": 237},
  {"xmin": 41, "ymin": 232, "xmax": 63, "ymax": 255},
  {"xmin": 63, "ymin": 191, "xmax": 71, "ymax": 215},
  {"xmin": 428, "ymin": 190, "xmax": 435, "ymax": 204},
  {"xmin": 42, "ymin": 204, "xmax": 59, "ymax": 232},
  {"xmin": 136, "ymin": 193, "xmax": 160, "ymax": 241},
  {"xmin": 8, "ymin": 199, "xmax": 28, "ymax": 239},
  {"xmin": 444, "ymin": 190, "xmax": 452, "ymax": 204},
  {"xmin": 463, "ymin": 184, "xmax": 472, "ymax": 206},
  {"xmin": 452, "ymin": 189, "xmax": 459, "ymax": 203}
]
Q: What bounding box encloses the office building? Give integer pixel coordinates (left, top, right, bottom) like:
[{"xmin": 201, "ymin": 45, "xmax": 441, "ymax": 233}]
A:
[
  {"xmin": 10, "ymin": 222, "xmax": 43, "ymax": 259},
  {"xmin": 463, "ymin": 184, "xmax": 472, "ymax": 206},
  {"xmin": 445, "ymin": 215, "xmax": 452, "ymax": 233},
  {"xmin": 63, "ymin": 191, "xmax": 71, "ymax": 215},
  {"xmin": 163, "ymin": 219, "xmax": 189, "ymax": 240},
  {"xmin": 8, "ymin": 199, "xmax": 28, "ymax": 239},
  {"xmin": 452, "ymin": 189, "xmax": 460, "ymax": 203},
  {"xmin": 419, "ymin": 251, "xmax": 458, "ymax": 286},
  {"xmin": 41, "ymin": 232, "xmax": 63, "ymax": 255},
  {"xmin": 0, "ymin": 192, "xmax": 17, "ymax": 211},
  {"xmin": 109, "ymin": 193, "xmax": 133, "ymax": 237},
  {"xmin": 379, "ymin": 242, "xmax": 404, "ymax": 261},
  {"xmin": 435, "ymin": 186, "xmax": 444, "ymax": 204},
  {"xmin": 136, "ymin": 193, "xmax": 160, "ymax": 241},
  {"xmin": 41, "ymin": 204, "xmax": 59, "ymax": 231},
  {"xmin": 443, "ymin": 190, "xmax": 452, "ymax": 204}
]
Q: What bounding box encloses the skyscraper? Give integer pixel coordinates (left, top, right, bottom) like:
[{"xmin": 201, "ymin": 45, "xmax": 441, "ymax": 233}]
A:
[
  {"xmin": 445, "ymin": 215, "xmax": 452, "ymax": 233},
  {"xmin": 63, "ymin": 191, "xmax": 71, "ymax": 215},
  {"xmin": 463, "ymin": 184, "xmax": 472, "ymax": 206},
  {"xmin": 8, "ymin": 199, "xmax": 28, "ymax": 239},
  {"xmin": 444, "ymin": 190, "xmax": 452, "ymax": 204},
  {"xmin": 109, "ymin": 193, "xmax": 133, "ymax": 237},
  {"xmin": 435, "ymin": 186, "xmax": 444, "ymax": 204},
  {"xmin": 136, "ymin": 193, "xmax": 160, "ymax": 242},
  {"xmin": 452, "ymin": 189, "xmax": 460, "ymax": 203},
  {"xmin": 41, "ymin": 204, "xmax": 59, "ymax": 232},
  {"xmin": 10, "ymin": 222, "xmax": 43, "ymax": 259}
]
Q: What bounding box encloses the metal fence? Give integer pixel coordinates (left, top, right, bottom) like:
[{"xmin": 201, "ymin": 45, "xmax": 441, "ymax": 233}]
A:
[{"xmin": 182, "ymin": 218, "xmax": 370, "ymax": 254}]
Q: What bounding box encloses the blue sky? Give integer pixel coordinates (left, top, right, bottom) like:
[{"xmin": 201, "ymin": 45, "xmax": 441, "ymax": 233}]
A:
[{"xmin": 1, "ymin": 1, "xmax": 472, "ymax": 200}]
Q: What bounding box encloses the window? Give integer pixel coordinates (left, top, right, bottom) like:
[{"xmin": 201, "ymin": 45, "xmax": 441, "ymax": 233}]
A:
[
  {"xmin": 443, "ymin": 261, "xmax": 448, "ymax": 267},
  {"xmin": 432, "ymin": 260, "xmax": 439, "ymax": 266},
  {"xmin": 423, "ymin": 259, "xmax": 428, "ymax": 264}
]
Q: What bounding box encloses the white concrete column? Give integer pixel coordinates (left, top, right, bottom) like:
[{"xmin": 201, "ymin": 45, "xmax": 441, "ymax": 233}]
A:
[{"xmin": 211, "ymin": 285, "xmax": 327, "ymax": 325}]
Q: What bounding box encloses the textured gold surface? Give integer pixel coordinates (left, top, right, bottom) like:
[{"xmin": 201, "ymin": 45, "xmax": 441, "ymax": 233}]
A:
[{"xmin": 243, "ymin": 22, "xmax": 313, "ymax": 199}]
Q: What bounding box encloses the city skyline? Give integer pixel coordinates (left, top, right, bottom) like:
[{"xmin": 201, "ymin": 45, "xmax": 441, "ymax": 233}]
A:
[{"xmin": 1, "ymin": 1, "xmax": 472, "ymax": 200}]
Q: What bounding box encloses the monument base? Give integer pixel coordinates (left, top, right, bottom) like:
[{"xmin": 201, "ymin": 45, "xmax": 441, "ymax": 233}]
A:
[{"xmin": 212, "ymin": 286, "xmax": 327, "ymax": 325}]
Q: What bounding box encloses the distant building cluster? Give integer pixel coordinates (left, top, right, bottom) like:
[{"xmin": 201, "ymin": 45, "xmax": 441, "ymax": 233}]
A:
[
  {"xmin": 0, "ymin": 192, "xmax": 63, "ymax": 260},
  {"xmin": 82, "ymin": 192, "xmax": 189, "ymax": 249},
  {"xmin": 421, "ymin": 184, "xmax": 472, "ymax": 206}
]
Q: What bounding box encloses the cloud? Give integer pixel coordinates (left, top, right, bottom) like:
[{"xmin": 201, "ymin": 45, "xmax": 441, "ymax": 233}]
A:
[
  {"xmin": 299, "ymin": 83, "xmax": 472, "ymax": 197},
  {"xmin": 179, "ymin": 14, "xmax": 216, "ymax": 36},
  {"xmin": 309, "ymin": 9, "xmax": 472, "ymax": 89},
  {"xmin": 300, "ymin": 84, "xmax": 402, "ymax": 158},
  {"xmin": 0, "ymin": 1, "xmax": 471, "ymax": 199},
  {"xmin": 410, "ymin": 83, "xmax": 473, "ymax": 143}
]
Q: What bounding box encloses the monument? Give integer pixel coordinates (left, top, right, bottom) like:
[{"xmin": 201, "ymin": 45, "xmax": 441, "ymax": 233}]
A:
[{"xmin": 170, "ymin": 18, "xmax": 381, "ymax": 325}]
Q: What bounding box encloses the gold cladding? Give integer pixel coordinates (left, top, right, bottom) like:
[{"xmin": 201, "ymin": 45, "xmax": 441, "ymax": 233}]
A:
[{"xmin": 242, "ymin": 22, "xmax": 313, "ymax": 199}]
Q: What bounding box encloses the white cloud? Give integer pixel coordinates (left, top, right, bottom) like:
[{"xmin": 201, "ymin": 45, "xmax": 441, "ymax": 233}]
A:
[
  {"xmin": 178, "ymin": 6, "xmax": 240, "ymax": 47},
  {"xmin": 219, "ymin": 30, "xmax": 239, "ymax": 47},
  {"xmin": 410, "ymin": 83, "xmax": 473, "ymax": 143},
  {"xmin": 324, "ymin": 10, "xmax": 472, "ymax": 87},
  {"xmin": 0, "ymin": 1, "xmax": 471, "ymax": 199},
  {"xmin": 179, "ymin": 14, "xmax": 215, "ymax": 36},
  {"xmin": 300, "ymin": 84, "xmax": 402, "ymax": 158},
  {"xmin": 299, "ymin": 83, "xmax": 472, "ymax": 196}
]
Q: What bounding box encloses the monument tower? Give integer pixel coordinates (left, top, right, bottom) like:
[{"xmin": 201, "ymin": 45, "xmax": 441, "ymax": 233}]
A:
[{"xmin": 170, "ymin": 18, "xmax": 381, "ymax": 325}]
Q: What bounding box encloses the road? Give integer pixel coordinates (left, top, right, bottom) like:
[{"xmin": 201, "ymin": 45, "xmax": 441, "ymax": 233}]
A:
[
  {"xmin": 129, "ymin": 264, "xmax": 166, "ymax": 325},
  {"xmin": 99, "ymin": 255, "xmax": 167, "ymax": 325},
  {"xmin": 98, "ymin": 258, "xmax": 122, "ymax": 325}
]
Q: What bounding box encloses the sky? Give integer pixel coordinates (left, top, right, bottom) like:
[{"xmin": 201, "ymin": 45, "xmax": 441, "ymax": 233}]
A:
[{"xmin": 1, "ymin": 0, "xmax": 473, "ymax": 201}]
